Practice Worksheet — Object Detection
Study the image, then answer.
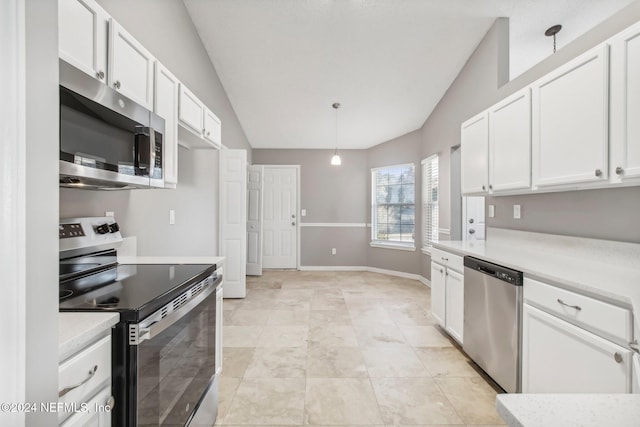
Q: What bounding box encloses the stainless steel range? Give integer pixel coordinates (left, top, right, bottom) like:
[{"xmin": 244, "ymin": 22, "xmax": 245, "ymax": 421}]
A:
[{"xmin": 59, "ymin": 217, "xmax": 222, "ymax": 426}]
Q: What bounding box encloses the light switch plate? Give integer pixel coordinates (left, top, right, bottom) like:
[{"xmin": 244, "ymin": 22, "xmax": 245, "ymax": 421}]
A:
[
  {"xmin": 332, "ymin": 248, "xmax": 337, "ymax": 255},
  {"xmin": 301, "ymin": 209, "xmax": 307, "ymax": 217},
  {"xmin": 488, "ymin": 205, "xmax": 495, "ymax": 218},
  {"xmin": 513, "ymin": 205, "xmax": 521, "ymax": 219}
]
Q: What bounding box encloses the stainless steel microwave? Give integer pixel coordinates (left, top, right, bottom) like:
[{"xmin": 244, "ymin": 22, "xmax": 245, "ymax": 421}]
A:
[{"xmin": 59, "ymin": 60, "xmax": 165, "ymax": 190}]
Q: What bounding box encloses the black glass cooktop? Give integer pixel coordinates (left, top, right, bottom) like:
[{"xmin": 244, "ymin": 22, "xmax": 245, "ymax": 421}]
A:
[{"xmin": 59, "ymin": 263, "xmax": 217, "ymax": 321}]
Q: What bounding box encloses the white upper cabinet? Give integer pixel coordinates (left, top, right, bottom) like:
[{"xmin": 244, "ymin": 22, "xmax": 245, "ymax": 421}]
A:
[
  {"xmin": 610, "ymin": 21, "xmax": 640, "ymax": 182},
  {"xmin": 204, "ymin": 108, "xmax": 222, "ymax": 149},
  {"xmin": 178, "ymin": 84, "xmax": 205, "ymax": 135},
  {"xmin": 461, "ymin": 111, "xmax": 489, "ymax": 195},
  {"xmin": 489, "ymin": 88, "xmax": 532, "ymax": 192},
  {"xmin": 108, "ymin": 19, "xmax": 155, "ymax": 110},
  {"xmin": 531, "ymin": 44, "xmax": 609, "ymax": 188},
  {"xmin": 58, "ymin": 0, "xmax": 109, "ymax": 82},
  {"xmin": 154, "ymin": 62, "xmax": 179, "ymax": 188}
]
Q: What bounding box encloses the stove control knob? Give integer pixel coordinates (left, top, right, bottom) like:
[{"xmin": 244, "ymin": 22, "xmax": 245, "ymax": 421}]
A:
[
  {"xmin": 109, "ymin": 222, "xmax": 120, "ymax": 233},
  {"xmin": 95, "ymin": 224, "xmax": 110, "ymax": 235}
]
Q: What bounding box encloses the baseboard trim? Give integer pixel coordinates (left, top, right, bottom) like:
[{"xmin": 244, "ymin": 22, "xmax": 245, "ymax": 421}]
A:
[{"xmin": 299, "ymin": 265, "xmax": 430, "ymax": 287}]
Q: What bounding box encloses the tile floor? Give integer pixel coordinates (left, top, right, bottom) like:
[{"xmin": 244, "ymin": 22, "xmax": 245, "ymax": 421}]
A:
[{"xmin": 218, "ymin": 270, "xmax": 506, "ymax": 426}]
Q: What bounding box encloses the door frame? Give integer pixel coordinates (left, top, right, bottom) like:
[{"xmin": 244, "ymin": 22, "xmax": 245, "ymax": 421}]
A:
[{"xmin": 260, "ymin": 165, "xmax": 301, "ymax": 270}]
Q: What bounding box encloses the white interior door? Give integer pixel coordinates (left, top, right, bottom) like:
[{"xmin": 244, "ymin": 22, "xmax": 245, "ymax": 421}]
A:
[
  {"xmin": 220, "ymin": 149, "xmax": 247, "ymax": 298},
  {"xmin": 246, "ymin": 165, "xmax": 263, "ymax": 276},
  {"xmin": 462, "ymin": 197, "xmax": 485, "ymax": 240},
  {"xmin": 262, "ymin": 167, "xmax": 298, "ymax": 269}
]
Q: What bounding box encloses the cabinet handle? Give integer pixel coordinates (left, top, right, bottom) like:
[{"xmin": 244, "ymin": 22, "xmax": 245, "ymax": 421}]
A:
[
  {"xmin": 95, "ymin": 70, "xmax": 105, "ymax": 80},
  {"xmin": 614, "ymin": 352, "xmax": 623, "ymax": 363},
  {"xmin": 557, "ymin": 298, "xmax": 581, "ymax": 311},
  {"xmin": 114, "ymin": 80, "xmax": 121, "ymax": 89},
  {"xmin": 441, "ymin": 257, "xmax": 448, "ymax": 261},
  {"xmin": 594, "ymin": 169, "xmax": 602, "ymax": 177},
  {"xmin": 105, "ymin": 396, "xmax": 115, "ymax": 411},
  {"xmin": 616, "ymin": 166, "xmax": 624, "ymax": 175},
  {"xmin": 58, "ymin": 365, "xmax": 98, "ymax": 397}
]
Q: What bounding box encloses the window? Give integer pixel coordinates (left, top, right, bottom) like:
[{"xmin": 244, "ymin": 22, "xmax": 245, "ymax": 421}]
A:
[
  {"xmin": 371, "ymin": 163, "xmax": 415, "ymax": 248},
  {"xmin": 422, "ymin": 155, "xmax": 439, "ymax": 252}
]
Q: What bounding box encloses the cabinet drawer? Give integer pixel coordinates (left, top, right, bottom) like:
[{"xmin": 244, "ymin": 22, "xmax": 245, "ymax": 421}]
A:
[
  {"xmin": 60, "ymin": 386, "xmax": 112, "ymax": 427},
  {"xmin": 59, "ymin": 335, "xmax": 111, "ymax": 421},
  {"xmin": 524, "ymin": 277, "xmax": 632, "ymax": 344},
  {"xmin": 430, "ymin": 248, "xmax": 463, "ymax": 272}
]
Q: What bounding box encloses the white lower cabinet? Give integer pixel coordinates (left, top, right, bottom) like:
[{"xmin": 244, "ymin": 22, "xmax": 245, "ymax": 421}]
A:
[
  {"xmin": 61, "ymin": 387, "xmax": 112, "ymax": 427},
  {"xmin": 430, "ymin": 251, "xmax": 464, "ymax": 344},
  {"xmin": 522, "ymin": 303, "xmax": 632, "ymax": 393}
]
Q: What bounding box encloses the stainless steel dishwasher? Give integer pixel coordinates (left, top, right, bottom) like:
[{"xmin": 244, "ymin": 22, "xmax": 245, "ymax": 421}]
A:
[{"xmin": 463, "ymin": 256, "xmax": 523, "ymax": 393}]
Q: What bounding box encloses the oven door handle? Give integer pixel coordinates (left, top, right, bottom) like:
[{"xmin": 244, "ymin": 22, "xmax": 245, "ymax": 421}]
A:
[{"xmin": 129, "ymin": 280, "xmax": 216, "ymax": 345}]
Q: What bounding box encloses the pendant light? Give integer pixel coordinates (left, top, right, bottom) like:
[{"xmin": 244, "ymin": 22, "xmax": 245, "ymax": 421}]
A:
[
  {"xmin": 545, "ymin": 24, "xmax": 562, "ymax": 53},
  {"xmin": 331, "ymin": 102, "xmax": 342, "ymax": 166}
]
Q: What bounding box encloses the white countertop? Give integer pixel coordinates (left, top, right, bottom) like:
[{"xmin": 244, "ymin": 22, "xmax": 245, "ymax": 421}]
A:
[
  {"xmin": 496, "ymin": 394, "xmax": 640, "ymax": 427},
  {"xmin": 117, "ymin": 256, "xmax": 225, "ymax": 266},
  {"xmin": 59, "ymin": 312, "xmax": 120, "ymax": 362},
  {"xmin": 433, "ymin": 229, "xmax": 640, "ymax": 320}
]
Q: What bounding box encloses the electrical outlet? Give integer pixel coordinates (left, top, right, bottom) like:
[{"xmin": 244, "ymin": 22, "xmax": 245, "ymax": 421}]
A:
[
  {"xmin": 301, "ymin": 209, "xmax": 307, "ymax": 217},
  {"xmin": 488, "ymin": 205, "xmax": 495, "ymax": 218},
  {"xmin": 105, "ymin": 211, "xmax": 114, "ymax": 218},
  {"xmin": 169, "ymin": 210, "xmax": 175, "ymax": 225},
  {"xmin": 331, "ymin": 248, "xmax": 337, "ymax": 255},
  {"xmin": 513, "ymin": 204, "xmax": 521, "ymax": 219}
]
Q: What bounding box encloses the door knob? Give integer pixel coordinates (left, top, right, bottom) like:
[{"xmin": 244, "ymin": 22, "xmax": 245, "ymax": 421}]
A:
[
  {"xmin": 468, "ymin": 218, "xmax": 474, "ymax": 224},
  {"xmin": 469, "ymin": 229, "xmax": 476, "ymax": 234}
]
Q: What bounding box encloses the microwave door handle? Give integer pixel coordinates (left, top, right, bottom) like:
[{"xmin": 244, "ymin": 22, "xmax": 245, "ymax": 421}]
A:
[{"xmin": 149, "ymin": 127, "xmax": 156, "ymax": 179}]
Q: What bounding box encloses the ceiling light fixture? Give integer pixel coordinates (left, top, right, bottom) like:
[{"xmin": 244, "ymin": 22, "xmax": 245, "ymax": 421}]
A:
[
  {"xmin": 545, "ymin": 24, "xmax": 562, "ymax": 53},
  {"xmin": 331, "ymin": 102, "xmax": 342, "ymax": 166}
]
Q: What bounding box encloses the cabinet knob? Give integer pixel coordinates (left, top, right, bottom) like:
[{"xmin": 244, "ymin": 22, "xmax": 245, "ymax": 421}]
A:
[
  {"xmin": 105, "ymin": 396, "xmax": 115, "ymax": 411},
  {"xmin": 96, "ymin": 70, "xmax": 105, "ymax": 80},
  {"xmin": 615, "ymin": 166, "xmax": 624, "ymax": 175},
  {"xmin": 489, "ymin": 184, "xmax": 493, "ymax": 190},
  {"xmin": 114, "ymin": 80, "xmax": 121, "ymax": 89},
  {"xmin": 482, "ymin": 185, "xmax": 486, "ymax": 191},
  {"xmin": 207, "ymin": 131, "xmax": 211, "ymax": 136},
  {"xmin": 614, "ymin": 352, "xmax": 623, "ymax": 363},
  {"xmin": 291, "ymin": 222, "xmax": 296, "ymax": 226},
  {"xmin": 594, "ymin": 169, "xmax": 602, "ymax": 177}
]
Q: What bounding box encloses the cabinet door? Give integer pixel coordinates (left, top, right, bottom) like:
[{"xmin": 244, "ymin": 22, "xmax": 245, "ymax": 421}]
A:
[
  {"xmin": 215, "ymin": 285, "xmax": 224, "ymax": 376},
  {"xmin": 204, "ymin": 108, "xmax": 222, "ymax": 149},
  {"xmin": 610, "ymin": 21, "xmax": 640, "ymax": 181},
  {"xmin": 489, "ymin": 88, "xmax": 532, "ymax": 192},
  {"xmin": 430, "ymin": 262, "xmax": 446, "ymax": 327},
  {"xmin": 531, "ymin": 44, "xmax": 609, "ymax": 188},
  {"xmin": 154, "ymin": 62, "xmax": 179, "ymax": 186},
  {"xmin": 60, "ymin": 386, "xmax": 112, "ymax": 427},
  {"xmin": 444, "ymin": 268, "xmax": 464, "ymax": 344},
  {"xmin": 461, "ymin": 112, "xmax": 489, "ymax": 195},
  {"xmin": 58, "ymin": 0, "xmax": 108, "ymax": 82},
  {"xmin": 522, "ymin": 304, "xmax": 631, "ymax": 393},
  {"xmin": 108, "ymin": 19, "xmax": 155, "ymax": 109},
  {"xmin": 178, "ymin": 84, "xmax": 205, "ymax": 136}
]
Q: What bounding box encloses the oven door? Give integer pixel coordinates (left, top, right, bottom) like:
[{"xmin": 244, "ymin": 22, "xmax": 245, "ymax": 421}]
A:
[{"xmin": 133, "ymin": 277, "xmax": 220, "ymax": 426}]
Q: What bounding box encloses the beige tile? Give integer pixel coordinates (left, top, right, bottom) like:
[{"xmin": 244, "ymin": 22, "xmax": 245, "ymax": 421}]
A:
[
  {"xmin": 308, "ymin": 325, "xmax": 359, "ymax": 347},
  {"xmin": 309, "ymin": 310, "xmax": 352, "ymax": 326},
  {"xmin": 354, "ymin": 324, "xmax": 407, "ymax": 347},
  {"xmin": 435, "ymin": 377, "xmax": 505, "ymax": 425},
  {"xmin": 305, "ymin": 378, "xmax": 383, "ymax": 425},
  {"xmin": 272, "ymin": 298, "xmax": 311, "ymax": 311},
  {"xmin": 215, "ymin": 377, "xmax": 241, "ymax": 425},
  {"xmin": 244, "ymin": 347, "xmax": 307, "ymax": 378},
  {"xmin": 257, "ymin": 326, "xmax": 308, "ymax": 347},
  {"xmin": 268, "ymin": 309, "xmax": 310, "ymax": 326},
  {"xmin": 361, "ymin": 346, "xmax": 430, "ymax": 377},
  {"xmin": 223, "ymin": 326, "xmax": 264, "ymax": 347},
  {"xmin": 349, "ymin": 306, "xmax": 396, "ymax": 326},
  {"xmin": 225, "ymin": 378, "xmax": 306, "ymax": 425},
  {"xmin": 402, "ymin": 326, "xmax": 454, "ymax": 347},
  {"xmin": 387, "ymin": 307, "xmax": 437, "ymax": 326},
  {"xmin": 371, "ymin": 377, "xmax": 464, "ymax": 425},
  {"xmin": 310, "ymin": 296, "xmax": 348, "ymax": 311},
  {"xmin": 221, "ymin": 347, "xmax": 255, "ymax": 378},
  {"xmin": 414, "ymin": 347, "xmax": 479, "ymax": 378},
  {"xmin": 225, "ymin": 309, "xmax": 272, "ymax": 326},
  {"xmin": 307, "ymin": 346, "xmax": 368, "ymax": 378}
]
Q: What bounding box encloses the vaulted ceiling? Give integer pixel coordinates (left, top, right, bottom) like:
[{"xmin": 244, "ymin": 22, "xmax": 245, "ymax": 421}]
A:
[{"xmin": 183, "ymin": 0, "xmax": 633, "ymax": 149}]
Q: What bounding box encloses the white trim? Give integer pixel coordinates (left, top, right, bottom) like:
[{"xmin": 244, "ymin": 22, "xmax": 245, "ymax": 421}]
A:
[
  {"xmin": 438, "ymin": 228, "xmax": 451, "ymax": 235},
  {"xmin": 421, "ymin": 247, "xmax": 432, "ymax": 255},
  {"xmin": 300, "ymin": 222, "xmax": 367, "ymax": 228},
  {"xmin": 0, "ymin": 0, "xmax": 26, "ymax": 422},
  {"xmin": 369, "ymin": 241, "xmax": 416, "ymax": 252},
  {"xmin": 299, "ymin": 266, "xmax": 431, "ymax": 287},
  {"xmin": 371, "ymin": 162, "xmax": 415, "ymax": 172}
]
